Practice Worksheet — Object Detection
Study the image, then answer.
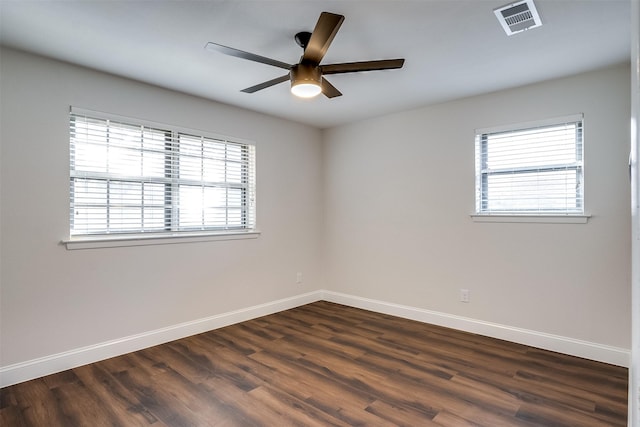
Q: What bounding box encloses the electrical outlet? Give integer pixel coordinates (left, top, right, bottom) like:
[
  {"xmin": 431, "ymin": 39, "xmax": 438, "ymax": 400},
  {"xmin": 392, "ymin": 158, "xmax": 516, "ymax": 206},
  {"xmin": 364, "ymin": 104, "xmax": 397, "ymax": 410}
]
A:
[
  {"xmin": 460, "ymin": 289, "xmax": 470, "ymax": 303},
  {"xmin": 296, "ymin": 272, "xmax": 303, "ymax": 284}
]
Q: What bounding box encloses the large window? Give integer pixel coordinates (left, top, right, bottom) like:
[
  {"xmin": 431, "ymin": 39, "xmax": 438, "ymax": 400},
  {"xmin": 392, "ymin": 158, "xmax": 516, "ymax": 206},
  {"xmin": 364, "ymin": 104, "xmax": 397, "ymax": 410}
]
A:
[
  {"xmin": 69, "ymin": 109, "xmax": 256, "ymax": 237},
  {"xmin": 475, "ymin": 114, "xmax": 584, "ymax": 215}
]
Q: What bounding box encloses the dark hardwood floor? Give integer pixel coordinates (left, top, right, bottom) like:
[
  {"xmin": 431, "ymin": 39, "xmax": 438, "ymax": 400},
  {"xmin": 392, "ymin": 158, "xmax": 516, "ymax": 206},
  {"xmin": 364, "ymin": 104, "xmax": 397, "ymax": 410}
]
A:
[{"xmin": 0, "ymin": 301, "xmax": 628, "ymax": 426}]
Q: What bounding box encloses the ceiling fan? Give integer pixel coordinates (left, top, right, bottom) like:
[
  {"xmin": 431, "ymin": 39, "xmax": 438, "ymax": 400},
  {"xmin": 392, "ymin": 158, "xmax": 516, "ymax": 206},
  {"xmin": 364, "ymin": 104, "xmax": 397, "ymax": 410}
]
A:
[{"xmin": 205, "ymin": 11, "xmax": 405, "ymax": 99}]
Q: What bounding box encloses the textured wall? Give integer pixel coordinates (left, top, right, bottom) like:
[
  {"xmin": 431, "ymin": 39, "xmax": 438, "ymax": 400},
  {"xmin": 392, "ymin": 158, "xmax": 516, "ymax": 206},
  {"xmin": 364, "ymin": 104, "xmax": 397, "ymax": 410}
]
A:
[
  {"xmin": 0, "ymin": 48, "xmax": 324, "ymax": 366},
  {"xmin": 323, "ymin": 63, "xmax": 631, "ymax": 349}
]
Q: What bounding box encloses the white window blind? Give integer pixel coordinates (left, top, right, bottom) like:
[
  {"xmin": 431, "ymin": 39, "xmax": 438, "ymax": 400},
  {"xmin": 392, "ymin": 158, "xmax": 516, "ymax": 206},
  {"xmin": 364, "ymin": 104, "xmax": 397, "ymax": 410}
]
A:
[
  {"xmin": 70, "ymin": 109, "xmax": 256, "ymax": 236},
  {"xmin": 475, "ymin": 115, "xmax": 584, "ymax": 215}
]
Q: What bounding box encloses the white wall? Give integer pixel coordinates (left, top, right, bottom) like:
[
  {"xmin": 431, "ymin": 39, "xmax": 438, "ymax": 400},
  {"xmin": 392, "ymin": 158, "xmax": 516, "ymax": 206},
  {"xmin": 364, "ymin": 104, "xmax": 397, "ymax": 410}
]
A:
[
  {"xmin": 0, "ymin": 47, "xmax": 632, "ymax": 385},
  {"xmin": 630, "ymin": 0, "xmax": 639, "ymax": 422},
  {"xmin": 323, "ymin": 63, "xmax": 631, "ymax": 350},
  {"xmin": 0, "ymin": 48, "xmax": 324, "ymax": 367}
]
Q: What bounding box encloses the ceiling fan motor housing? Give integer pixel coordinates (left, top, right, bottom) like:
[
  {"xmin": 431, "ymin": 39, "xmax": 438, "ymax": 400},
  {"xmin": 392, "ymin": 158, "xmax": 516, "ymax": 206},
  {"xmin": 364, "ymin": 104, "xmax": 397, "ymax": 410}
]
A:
[{"xmin": 290, "ymin": 63, "xmax": 322, "ymax": 96}]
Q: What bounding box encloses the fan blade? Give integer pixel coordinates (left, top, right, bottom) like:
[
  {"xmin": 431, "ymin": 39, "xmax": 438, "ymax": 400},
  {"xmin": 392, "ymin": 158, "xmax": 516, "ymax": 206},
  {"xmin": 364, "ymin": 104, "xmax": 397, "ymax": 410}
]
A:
[
  {"xmin": 321, "ymin": 77, "xmax": 342, "ymax": 98},
  {"xmin": 322, "ymin": 59, "xmax": 405, "ymax": 75},
  {"xmin": 303, "ymin": 12, "xmax": 344, "ymax": 64},
  {"xmin": 241, "ymin": 74, "xmax": 290, "ymax": 93},
  {"xmin": 205, "ymin": 42, "xmax": 291, "ymax": 70}
]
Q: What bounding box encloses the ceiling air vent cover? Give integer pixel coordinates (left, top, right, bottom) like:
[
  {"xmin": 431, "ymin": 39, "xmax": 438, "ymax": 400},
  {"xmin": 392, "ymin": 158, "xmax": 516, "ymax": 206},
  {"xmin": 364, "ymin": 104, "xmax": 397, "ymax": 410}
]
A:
[{"xmin": 494, "ymin": 0, "xmax": 542, "ymax": 36}]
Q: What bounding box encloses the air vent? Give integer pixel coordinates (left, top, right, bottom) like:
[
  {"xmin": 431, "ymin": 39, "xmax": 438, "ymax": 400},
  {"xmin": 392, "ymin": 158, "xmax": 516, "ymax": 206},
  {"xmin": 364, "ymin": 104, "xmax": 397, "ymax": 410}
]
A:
[{"xmin": 494, "ymin": 0, "xmax": 542, "ymax": 36}]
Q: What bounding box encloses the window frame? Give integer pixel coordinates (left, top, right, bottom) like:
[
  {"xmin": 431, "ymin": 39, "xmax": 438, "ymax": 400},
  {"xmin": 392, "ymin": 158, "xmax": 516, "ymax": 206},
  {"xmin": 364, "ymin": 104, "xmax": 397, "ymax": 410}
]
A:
[
  {"xmin": 64, "ymin": 107, "xmax": 259, "ymax": 249},
  {"xmin": 472, "ymin": 114, "xmax": 590, "ymax": 224}
]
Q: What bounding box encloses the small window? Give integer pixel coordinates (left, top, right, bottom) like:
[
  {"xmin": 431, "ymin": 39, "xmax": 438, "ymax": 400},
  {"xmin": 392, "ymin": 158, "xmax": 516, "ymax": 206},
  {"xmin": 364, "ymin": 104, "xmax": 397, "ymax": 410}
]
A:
[
  {"xmin": 69, "ymin": 108, "xmax": 256, "ymax": 237},
  {"xmin": 475, "ymin": 115, "xmax": 584, "ymax": 215}
]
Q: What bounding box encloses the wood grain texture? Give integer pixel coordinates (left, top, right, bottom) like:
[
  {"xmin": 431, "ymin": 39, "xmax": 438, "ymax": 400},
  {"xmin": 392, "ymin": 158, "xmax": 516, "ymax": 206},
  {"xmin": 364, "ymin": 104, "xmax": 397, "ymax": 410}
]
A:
[{"xmin": 0, "ymin": 301, "xmax": 628, "ymax": 426}]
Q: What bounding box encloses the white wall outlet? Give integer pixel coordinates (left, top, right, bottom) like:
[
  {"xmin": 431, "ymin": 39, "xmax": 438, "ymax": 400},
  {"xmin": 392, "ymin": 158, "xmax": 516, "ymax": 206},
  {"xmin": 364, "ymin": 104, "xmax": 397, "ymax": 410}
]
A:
[
  {"xmin": 460, "ymin": 289, "xmax": 470, "ymax": 303},
  {"xmin": 296, "ymin": 272, "xmax": 303, "ymax": 284}
]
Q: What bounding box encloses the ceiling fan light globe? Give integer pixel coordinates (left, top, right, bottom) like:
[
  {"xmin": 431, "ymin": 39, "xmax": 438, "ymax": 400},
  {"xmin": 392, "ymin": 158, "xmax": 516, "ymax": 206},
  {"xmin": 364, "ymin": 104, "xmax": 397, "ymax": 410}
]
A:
[{"xmin": 291, "ymin": 82, "xmax": 322, "ymax": 98}]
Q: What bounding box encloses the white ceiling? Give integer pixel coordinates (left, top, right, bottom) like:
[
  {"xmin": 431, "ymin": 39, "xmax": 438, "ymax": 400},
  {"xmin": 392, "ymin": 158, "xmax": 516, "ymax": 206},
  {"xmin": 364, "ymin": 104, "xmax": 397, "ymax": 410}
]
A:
[{"xmin": 0, "ymin": 0, "xmax": 631, "ymax": 129}]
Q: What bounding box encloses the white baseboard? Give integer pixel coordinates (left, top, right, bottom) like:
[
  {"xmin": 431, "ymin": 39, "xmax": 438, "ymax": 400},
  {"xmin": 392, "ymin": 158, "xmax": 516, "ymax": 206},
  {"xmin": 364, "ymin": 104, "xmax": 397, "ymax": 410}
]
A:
[
  {"xmin": 0, "ymin": 291, "xmax": 322, "ymax": 388},
  {"xmin": 1, "ymin": 289, "xmax": 629, "ymax": 388},
  {"xmin": 320, "ymin": 290, "xmax": 630, "ymax": 368}
]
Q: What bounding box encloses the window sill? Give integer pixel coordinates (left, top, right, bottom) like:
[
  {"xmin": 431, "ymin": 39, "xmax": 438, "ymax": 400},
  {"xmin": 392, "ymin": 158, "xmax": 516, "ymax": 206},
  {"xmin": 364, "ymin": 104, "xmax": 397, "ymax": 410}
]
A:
[
  {"xmin": 470, "ymin": 214, "xmax": 590, "ymax": 224},
  {"xmin": 62, "ymin": 230, "xmax": 261, "ymax": 250}
]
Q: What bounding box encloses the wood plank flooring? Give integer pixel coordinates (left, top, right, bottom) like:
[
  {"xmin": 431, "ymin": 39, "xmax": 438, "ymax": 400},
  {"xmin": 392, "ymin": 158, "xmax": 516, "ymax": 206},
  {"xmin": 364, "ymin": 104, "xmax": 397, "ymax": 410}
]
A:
[{"xmin": 0, "ymin": 301, "xmax": 628, "ymax": 426}]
